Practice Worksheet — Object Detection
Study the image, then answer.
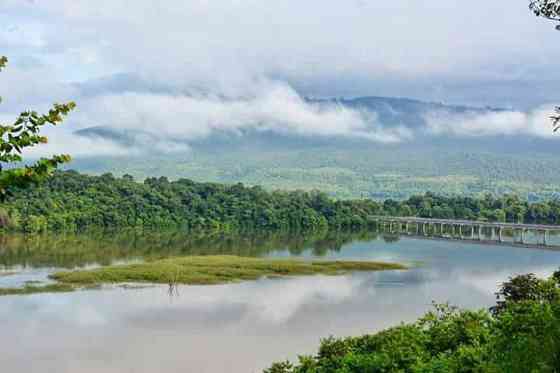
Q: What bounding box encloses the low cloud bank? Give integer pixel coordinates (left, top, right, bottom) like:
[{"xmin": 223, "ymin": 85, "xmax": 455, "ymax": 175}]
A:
[
  {"xmin": 7, "ymin": 81, "xmax": 558, "ymax": 160},
  {"xmin": 73, "ymin": 82, "xmax": 413, "ymax": 145},
  {"xmin": 26, "ymin": 129, "xmax": 132, "ymax": 158},
  {"xmin": 424, "ymin": 105, "xmax": 556, "ymax": 138}
]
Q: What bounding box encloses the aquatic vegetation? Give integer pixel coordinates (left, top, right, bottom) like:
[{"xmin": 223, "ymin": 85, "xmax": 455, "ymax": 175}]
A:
[
  {"xmin": 50, "ymin": 255, "xmax": 407, "ymax": 286},
  {"xmin": 0, "ymin": 283, "xmax": 75, "ymax": 296}
]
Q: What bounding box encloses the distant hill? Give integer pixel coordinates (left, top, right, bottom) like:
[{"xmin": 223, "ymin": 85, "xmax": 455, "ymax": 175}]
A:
[
  {"xmin": 70, "ymin": 96, "xmax": 560, "ymax": 200},
  {"xmin": 309, "ymin": 96, "xmax": 502, "ymax": 129}
]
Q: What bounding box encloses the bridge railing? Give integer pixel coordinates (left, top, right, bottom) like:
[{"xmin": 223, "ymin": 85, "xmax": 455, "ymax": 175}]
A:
[
  {"xmin": 371, "ymin": 216, "xmax": 560, "ymax": 231},
  {"xmin": 372, "ymin": 216, "xmax": 560, "ymax": 247}
]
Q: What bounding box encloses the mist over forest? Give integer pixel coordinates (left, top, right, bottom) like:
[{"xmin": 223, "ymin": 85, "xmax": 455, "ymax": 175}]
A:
[{"xmin": 66, "ymin": 95, "xmax": 560, "ymax": 200}]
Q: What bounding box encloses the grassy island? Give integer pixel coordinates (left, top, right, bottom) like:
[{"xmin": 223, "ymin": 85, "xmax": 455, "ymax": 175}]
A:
[{"xmin": 49, "ymin": 255, "xmax": 406, "ymax": 286}]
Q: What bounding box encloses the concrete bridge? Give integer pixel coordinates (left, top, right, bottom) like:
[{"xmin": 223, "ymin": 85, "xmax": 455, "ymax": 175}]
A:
[{"xmin": 373, "ymin": 216, "xmax": 560, "ymax": 247}]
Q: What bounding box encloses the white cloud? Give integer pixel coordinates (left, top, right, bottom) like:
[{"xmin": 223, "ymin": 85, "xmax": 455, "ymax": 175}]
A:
[
  {"xmin": 26, "ymin": 130, "xmax": 132, "ymax": 158},
  {"xmin": 1, "ymin": 0, "xmax": 560, "ymax": 109},
  {"xmin": 72, "ymin": 82, "xmax": 413, "ymax": 144},
  {"xmin": 424, "ymin": 105, "xmax": 557, "ymax": 138},
  {"xmin": 1, "ymin": 0, "xmax": 560, "ymax": 159}
]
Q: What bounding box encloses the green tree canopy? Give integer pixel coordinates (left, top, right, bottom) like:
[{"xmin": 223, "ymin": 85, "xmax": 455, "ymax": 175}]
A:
[
  {"xmin": 529, "ymin": 1, "xmax": 560, "ymax": 131},
  {"xmin": 530, "ymin": 0, "xmax": 560, "ymax": 21},
  {"xmin": 0, "ymin": 56, "xmax": 75, "ymax": 200}
]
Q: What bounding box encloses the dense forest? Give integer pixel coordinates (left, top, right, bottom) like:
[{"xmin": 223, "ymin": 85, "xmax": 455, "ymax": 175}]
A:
[
  {"xmin": 0, "ymin": 171, "xmax": 381, "ymax": 233},
  {"xmin": 1, "ymin": 171, "xmax": 560, "ymax": 233},
  {"xmin": 70, "ymin": 140, "xmax": 560, "ymax": 201}
]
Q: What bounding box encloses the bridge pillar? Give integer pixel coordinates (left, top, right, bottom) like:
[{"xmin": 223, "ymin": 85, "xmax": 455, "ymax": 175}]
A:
[
  {"xmin": 471, "ymin": 226, "xmax": 474, "ymax": 240},
  {"xmin": 521, "ymin": 229, "xmax": 525, "ymax": 244},
  {"xmin": 544, "ymin": 230, "xmax": 549, "ymax": 246},
  {"xmin": 478, "ymin": 225, "xmax": 482, "ymax": 240},
  {"xmin": 498, "ymin": 227, "xmax": 503, "ymax": 243}
]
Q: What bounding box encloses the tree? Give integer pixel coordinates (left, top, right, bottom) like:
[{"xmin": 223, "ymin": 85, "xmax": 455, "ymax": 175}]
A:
[
  {"xmin": 552, "ymin": 106, "xmax": 560, "ymax": 132},
  {"xmin": 529, "ymin": 1, "xmax": 560, "ymax": 130},
  {"xmin": 0, "ymin": 56, "xmax": 75, "ymax": 200},
  {"xmin": 530, "ymin": 0, "xmax": 560, "ymax": 22}
]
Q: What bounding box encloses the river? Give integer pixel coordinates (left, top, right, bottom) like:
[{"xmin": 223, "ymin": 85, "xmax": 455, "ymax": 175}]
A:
[{"xmin": 1, "ymin": 230, "xmax": 559, "ymax": 372}]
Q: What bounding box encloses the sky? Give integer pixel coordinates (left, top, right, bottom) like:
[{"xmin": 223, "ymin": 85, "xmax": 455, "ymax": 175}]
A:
[{"xmin": 1, "ymin": 0, "xmax": 559, "ymax": 155}]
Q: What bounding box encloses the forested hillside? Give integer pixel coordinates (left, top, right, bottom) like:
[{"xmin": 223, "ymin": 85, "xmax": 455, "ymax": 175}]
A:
[
  {"xmin": 1, "ymin": 171, "xmax": 560, "ymax": 233},
  {"xmin": 70, "ymin": 142, "xmax": 560, "ymax": 200},
  {"xmin": 70, "ymin": 95, "xmax": 560, "ymax": 200}
]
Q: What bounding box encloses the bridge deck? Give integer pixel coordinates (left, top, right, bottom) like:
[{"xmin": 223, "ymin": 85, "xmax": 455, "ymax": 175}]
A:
[{"xmin": 374, "ymin": 216, "xmax": 560, "ymax": 231}]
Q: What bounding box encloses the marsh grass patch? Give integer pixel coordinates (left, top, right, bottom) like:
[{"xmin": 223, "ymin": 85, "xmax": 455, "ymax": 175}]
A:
[{"xmin": 50, "ymin": 255, "xmax": 407, "ymax": 286}]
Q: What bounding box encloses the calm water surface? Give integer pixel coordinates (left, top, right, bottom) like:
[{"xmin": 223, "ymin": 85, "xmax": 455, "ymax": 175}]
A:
[{"xmin": 1, "ymin": 231, "xmax": 560, "ymax": 373}]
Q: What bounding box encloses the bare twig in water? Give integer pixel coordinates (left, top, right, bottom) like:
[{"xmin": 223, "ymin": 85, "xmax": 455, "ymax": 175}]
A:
[{"xmin": 168, "ymin": 267, "xmax": 180, "ymax": 297}]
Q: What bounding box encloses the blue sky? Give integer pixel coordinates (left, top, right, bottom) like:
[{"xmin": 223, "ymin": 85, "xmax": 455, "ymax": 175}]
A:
[{"xmin": 1, "ymin": 1, "xmax": 559, "ymax": 155}]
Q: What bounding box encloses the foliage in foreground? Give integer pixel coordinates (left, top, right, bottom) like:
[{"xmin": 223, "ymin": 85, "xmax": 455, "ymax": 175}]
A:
[
  {"xmin": 3, "ymin": 171, "xmax": 560, "ymax": 233},
  {"xmin": 266, "ymin": 270, "xmax": 560, "ymax": 373},
  {"xmin": 528, "ymin": 1, "xmax": 560, "ymax": 131},
  {"xmin": 530, "ymin": 0, "xmax": 560, "ymax": 22},
  {"xmin": 0, "ymin": 56, "xmax": 75, "ymax": 201}
]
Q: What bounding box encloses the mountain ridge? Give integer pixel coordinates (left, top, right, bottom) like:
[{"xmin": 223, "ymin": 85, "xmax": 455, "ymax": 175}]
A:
[{"xmin": 69, "ymin": 95, "xmax": 560, "ymax": 200}]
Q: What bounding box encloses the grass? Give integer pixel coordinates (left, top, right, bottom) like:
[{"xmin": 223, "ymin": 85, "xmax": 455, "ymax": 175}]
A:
[
  {"xmin": 0, "ymin": 283, "xmax": 75, "ymax": 296},
  {"xmin": 50, "ymin": 255, "xmax": 407, "ymax": 286}
]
